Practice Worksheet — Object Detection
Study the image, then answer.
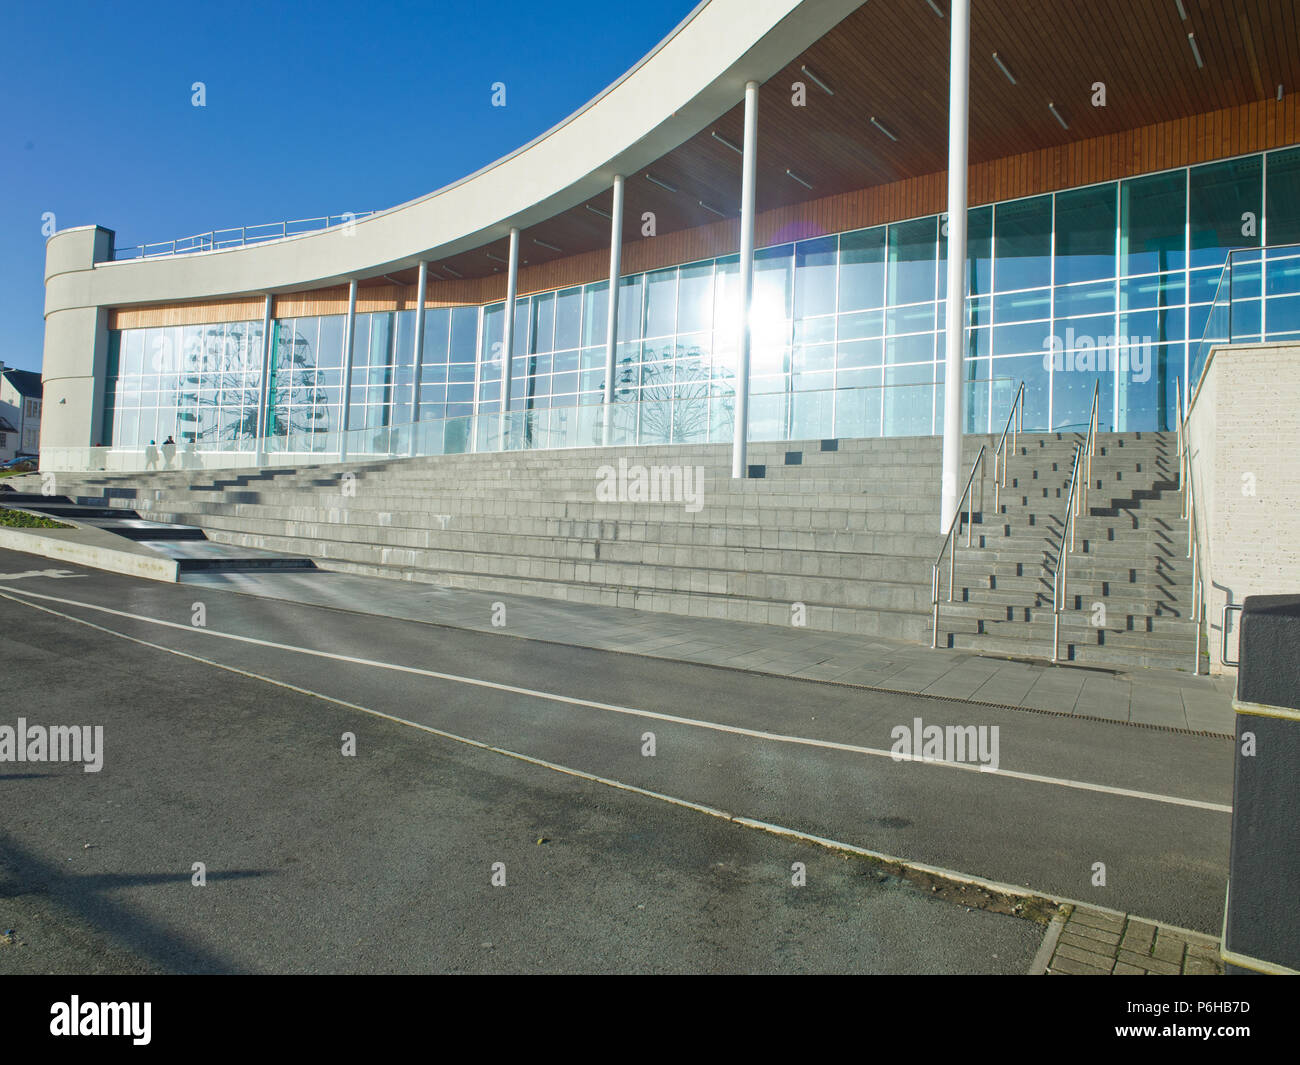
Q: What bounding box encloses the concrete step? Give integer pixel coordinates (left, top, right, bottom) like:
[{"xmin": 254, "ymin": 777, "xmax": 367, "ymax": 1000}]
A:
[{"xmin": 946, "ymin": 629, "xmax": 1205, "ymax": 671}]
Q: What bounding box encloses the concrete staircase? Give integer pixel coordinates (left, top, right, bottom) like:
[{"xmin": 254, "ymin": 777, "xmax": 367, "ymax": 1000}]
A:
[
  {"xmin": 936, "ymin": 430, "xmax": 1204, "ymax": 670},
  {"xmin": 19, "ymin": 430, "xmax": 1203, "ymax": 669},
  {"xmin": 0, "ymin": 490, "xmax": 317, "ymax": 573}
]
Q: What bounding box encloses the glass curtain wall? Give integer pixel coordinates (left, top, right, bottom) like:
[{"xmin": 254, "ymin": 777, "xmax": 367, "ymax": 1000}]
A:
[
  {"xmin": 416, "ymin": 304, "xmax": 478, "ymax": 453},
  {"xmin": 266, "ymin": 315, "xmax": 345, "ymax": 452},
  {"xmin": 102, "ymin": 320, "xmax": 264, "ymax": 451},
  {"xmin": 102, "ymin": 146, "xmax": 1300, "ymax": 452}
]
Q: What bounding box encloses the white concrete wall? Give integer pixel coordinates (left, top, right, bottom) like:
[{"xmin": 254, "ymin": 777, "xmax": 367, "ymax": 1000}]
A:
[{"xmin": 1185, "ymin": 342, "xmax": 1300, "ymax": 674}]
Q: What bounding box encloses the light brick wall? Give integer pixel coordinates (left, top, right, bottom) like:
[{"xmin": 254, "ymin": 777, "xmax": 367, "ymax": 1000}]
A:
[{"xmin": 1186, "ymin": 342, "xmax": 1300, "ymax": 674}]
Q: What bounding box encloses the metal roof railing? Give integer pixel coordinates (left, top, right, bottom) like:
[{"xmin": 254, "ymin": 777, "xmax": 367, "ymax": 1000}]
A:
[{"xmin": 112, "ymin": 212, "xmax": 377, "ymax": 261}]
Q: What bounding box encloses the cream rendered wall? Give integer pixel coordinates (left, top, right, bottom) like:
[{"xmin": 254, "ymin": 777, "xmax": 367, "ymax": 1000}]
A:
[{"xmin": 1185, "ymin": 342, "xmax": 1300, "ymax": 674}]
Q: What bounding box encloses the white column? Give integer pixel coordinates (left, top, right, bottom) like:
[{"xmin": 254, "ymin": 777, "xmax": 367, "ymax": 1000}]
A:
[
  {"xmin": 500, "ymin": 227, "xmax": 520, "ymax": 449},
  {"xmin": 411, "ymin": 261, "xmax": 427, "ymax": 456},
  {"xmin": 340, "ymin": 279, "xmax": 358, "ymax": 461},
  {"xmin": 602, "ymin": 175, "xmax": 625, "ymax": 446},
  {"xmin": 412, "ymin": 262, "xmax": 428, "ymax": 420},
  {"xmin": 254, "ymin": 294, "xmax": 274, "ymax": 461},
  {"xmin": 731, "ymin": 80, "xmax": 759, "ymax": 479},
  {"xmin": 940, "ymin": 0, "xmax": 970, "ymax": 532}
]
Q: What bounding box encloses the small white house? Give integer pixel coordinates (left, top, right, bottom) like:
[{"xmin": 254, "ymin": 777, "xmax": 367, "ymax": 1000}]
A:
[{"xmin": 0, "ymin": 362, "xmax": 42, "ymax": 461}]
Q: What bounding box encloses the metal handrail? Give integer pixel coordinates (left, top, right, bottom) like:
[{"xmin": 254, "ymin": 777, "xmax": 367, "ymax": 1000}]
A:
[
  {"xmin": 1174, "ymin": 376, "xmax": 1184, "ymax": 491},
  {"xmin": 1050, "ymin": 444, "xmax": 1085, "ymax": 662},
  {"xmin": 114, "ymin": 211, "xmax": 376, "ymax": 261},
  {"xmin": 1222, "ymin": 604, "xmax": 1243, "ymax": 667},
  {"xmin": 1177, "ymin": 387, "xmax": 1206, "ymax": 674},
  {"xmin": 1047, "ymin": 381, "xmax": 1098, "ymax": 661},
  {"xmin": 1076, "ymin": 380, "xmax": 1100, "ymax": 524},
  {"xmin": 991, "ymin": 381, "xmax": 1025, "ymax": 516},
  {"xmin": 931, "ymin": 445, "xmax": 987, "ymax": 648}
]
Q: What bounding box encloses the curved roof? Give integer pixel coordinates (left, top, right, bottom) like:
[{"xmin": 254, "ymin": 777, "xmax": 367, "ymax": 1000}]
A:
[
  {"xmin": 47, "ymin": 0, "xmax": 866, "ymax": 313},
  {"xmin": 47, "ymin": 0, "xmax": 1300, "ymax": 319}
]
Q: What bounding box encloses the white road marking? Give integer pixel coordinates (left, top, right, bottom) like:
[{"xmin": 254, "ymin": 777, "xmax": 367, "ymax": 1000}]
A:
[
  {"xmin": 0, "ymin": 585, "xmax": 1232, "ymax": 814},
  {"xmin": 0, "ymin": 569, "xmax": 84, "ymax": 581},
  {"xmin": 0, "ymin": 583, "xmax": 1224, "ymax": 941}
]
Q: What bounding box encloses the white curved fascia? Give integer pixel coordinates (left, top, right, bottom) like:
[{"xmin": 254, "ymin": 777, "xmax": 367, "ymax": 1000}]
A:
[{"xmin": 47, "ymin": 0, "xmax": 867, "ymax": 316}]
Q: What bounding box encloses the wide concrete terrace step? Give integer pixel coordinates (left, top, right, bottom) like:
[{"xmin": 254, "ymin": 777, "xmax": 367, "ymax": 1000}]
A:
[{"xmin": 26, "ymin": 430, "xmax": 1200, "ymax": 669}]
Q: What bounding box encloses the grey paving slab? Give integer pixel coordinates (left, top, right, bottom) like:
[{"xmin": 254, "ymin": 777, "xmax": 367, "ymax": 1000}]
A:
[
  {"xmin": 1075, "ymin": 678, "xmax": 1134, "ymax": 721},
  {"xmin": 1129, "ymin": 701, "xmax": 1189, "ymax": 728},
  {"xmin": 969, "ymin": 672, "xmax": 1041, "ymax": 706},
  {"xmin": 179, "ymin": 567, "xmax": 1234, "ymax": 735},
  {"xmin": 921, "ymin": 672, "xmax": 1005, "ymax": 700}
]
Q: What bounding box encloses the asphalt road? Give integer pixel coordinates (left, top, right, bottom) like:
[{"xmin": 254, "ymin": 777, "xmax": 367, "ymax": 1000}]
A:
[{"xmin": 0, "ymin": 548, "xmax": 1233, "ymax": 971}]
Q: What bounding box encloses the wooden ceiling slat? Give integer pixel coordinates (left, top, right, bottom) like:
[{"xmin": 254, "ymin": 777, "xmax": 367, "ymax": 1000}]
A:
[{"xmin": 276, "ymin": 0, "xmax": 1298, "ymax": 293}]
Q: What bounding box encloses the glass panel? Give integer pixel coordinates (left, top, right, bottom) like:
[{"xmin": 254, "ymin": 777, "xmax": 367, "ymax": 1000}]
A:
[
  {"xmin": 883, "ymin": 364, "xmax": 934, "ymax": 436},
  {"xmin": 834, "ymin": 372, "xmax": 883, "ymax": 438},
  {"xmin": 449, "ymin": 306, "xmax": 478, "ymax": 363},
  {"xmin": 1266, "ymin": 147, "xmax": 1300, "ymax": 247},
  {"xmin": 1115, "ymin": 343, "xmax": 1180, "ymax": 431},
  {"xmin": 939, "ymin": 204, "xmax": 993, "ymax": 299},
  {"xmin": 512, "ymin": 299, "xmax": 531, "ymax": 357},
  {"xmin": 1054, "ymin": 183, "xmax": 1117, "ymax": 285},
  {"xmin": 1054, "ymin": 279, "xmax": 1116, "ymax": 319},
  {"xmin": 1119, "ymin": 272, "xmax": 1185, "ymax": 312},
  {"xmin": 794, "ymin": 235, "xmax": 837, "ymax": 319},
  {"xmin": 643, "ymin": 268, "xmax": 677, "ymax": 340},
  {"xmin": 793, "ymin": 342, "xmax": 836, "ymax": 375},
  {"xmin": 838, "ymin": 308, "xmax": 884, "ymax": 340},
  {"xmin": 886, "ymin": 333, "xmax": 934, "ymax": 364},
  {"xmin": 1120, "ymin": 308, "xmax": 1186, "ymax": 345},
  {"xmin": 480, "ymin": 303, "xmax": 504, "ymax": 382},
  {"xmin": 992, "ymin": 355, "xmax": 1050, "ymax": 431},
  {"xmin": 1120, "ymin": 170, "xmax": 1187, "ymax": 276},
  {"xmin": 794, "ymin": 314, "xmax": 836, "ymax": 345},
  {"xmin": 616, "ymin": 276, "xmax": 642, "ymax": 343},
  {"xmin": 531, "ymin": 291, "xmax": 556, "ymax": 354},
  {"xmin": 994, "ymin": 288, "xmax": 1051, "ymax": 323},
  {"xmin": 582, "ymin": 282, "xmax": 609, "ymax": 347},
  {"xmin": 994, "ymin": 320, "xmax": 1052, "ymax": 357},
  {"xmin": 837, "ymin": 338, "xmax": 883, "ymax": 369},
  {"xmin": 886, "ymin": 303, "xmax": 935, "ymax": 335},
  {"xmin": 677, "ymin": 262, "xmax": 713, "ymax": 334},
  {"xmin": 1189, "ymin": 156, "xmax": 1262, "ymax": 270},
  {"xmin": 838, "ymin": 227, "xmax": 886, "ymax": 311},
  {"xmin": 1266, "ymin": 294, "xmax": 1300, "ymax": 336},
  {"xmin": 753, "ymin": 245, "xmax": 794, "ymax": 342},
  {"xmin": 422, "ymin": 307, "xmax": 451, "ymax": 370},
  {"xmin": 790, "ymin": 388, "xmax": 834, "ymax": 440},
  {"xmin": 554, "ymin": 287, "xmax": 582, "ymax": 350},
  {"xmin": 887, "ymin": 217, "xmax": 937, "ymax": 306},
  {"xmin": 995, "ymin": 195, "xmax": 1052, "ymax": 292},
  {"xmin": 1265, "ymin": 248, "xmax": 1300, "ymax": 298}
]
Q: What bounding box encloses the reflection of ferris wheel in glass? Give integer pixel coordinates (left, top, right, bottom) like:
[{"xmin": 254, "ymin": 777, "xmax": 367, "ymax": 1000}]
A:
[
  {"xmin": 270, "ymin": 326, "xmax": 332, "ymax": 438},
  {"xmin": 176, "ymin": 324, "xmax": 263, "ymax": 447}
]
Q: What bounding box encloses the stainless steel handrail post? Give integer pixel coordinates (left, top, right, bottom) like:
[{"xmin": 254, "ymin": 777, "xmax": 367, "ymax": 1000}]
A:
[
  {"xmin": 991, "ymin": 381, "xmax": 1024, "ymax": 520},
  {"xmin": 1079, "ymin": 380, "xmax": 1099, "ymax": 518},
  {"xmin": 1221, "ymin": 603, "xmax": 1243, "ymax": 668},
  {"xmin": 932, "ymin": 445, "xmax": 987, "ymax": 647},
  {"xmin": 1052, "ymin": 443, "xmax": 1083, "ymax": 662},
  {"xmin": 1178, "ymin": 379, "xmax": 1205, "ymax": 674}
]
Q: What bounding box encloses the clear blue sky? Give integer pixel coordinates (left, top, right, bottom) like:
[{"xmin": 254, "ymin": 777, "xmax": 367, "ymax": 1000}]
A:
[{"xmin": 0, "ymin": 0, "xmax": 701, "ymax": 374}]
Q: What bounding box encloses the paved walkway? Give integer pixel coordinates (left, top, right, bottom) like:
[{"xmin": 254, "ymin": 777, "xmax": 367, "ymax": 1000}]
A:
[
  {"xmin": 1034, "ymin": 905, "xmax": 1223, "ymax": 975},
  {"xmin": 185, "ymin": 564, "xmax": 1236, "ymax": 736}
]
